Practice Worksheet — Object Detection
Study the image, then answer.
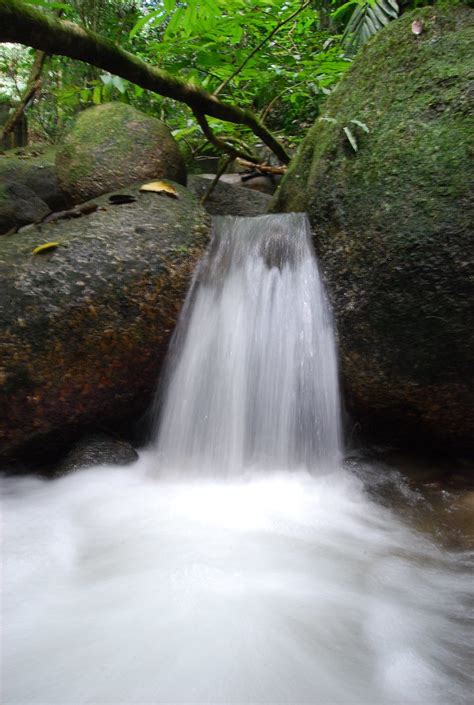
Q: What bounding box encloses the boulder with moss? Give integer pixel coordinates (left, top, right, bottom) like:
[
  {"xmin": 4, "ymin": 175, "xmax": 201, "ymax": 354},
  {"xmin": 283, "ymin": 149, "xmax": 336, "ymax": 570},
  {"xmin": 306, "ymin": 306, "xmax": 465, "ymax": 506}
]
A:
[
  {"xmin": 55, "ymin": 103, "xmax": 187, "ymax": 204},
  {"xmin": 273, "ymin": 7, "xmax": 474, "ymax": 454},
  {"xmin": 0, "ymin": 146, "xmax": 68, "ymax": 212},
  {"xmin": 0, "ymin": 183, "xmax": 209, "ymax": 463},
  {"xmin": 0, "ymin": 181, "xmax": 49, "ymax": 234}
]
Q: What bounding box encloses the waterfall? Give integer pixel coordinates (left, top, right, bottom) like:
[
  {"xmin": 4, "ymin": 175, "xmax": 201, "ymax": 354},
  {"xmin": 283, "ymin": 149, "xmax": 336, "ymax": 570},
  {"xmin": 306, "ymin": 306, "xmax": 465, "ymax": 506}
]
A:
[
  {"xmin": 154, "ymin": 213, "xmax": 342, "ymax": 475},
  {"xmin": 1, "ymin": 216, "xmax": 472, "ymax": 705}
]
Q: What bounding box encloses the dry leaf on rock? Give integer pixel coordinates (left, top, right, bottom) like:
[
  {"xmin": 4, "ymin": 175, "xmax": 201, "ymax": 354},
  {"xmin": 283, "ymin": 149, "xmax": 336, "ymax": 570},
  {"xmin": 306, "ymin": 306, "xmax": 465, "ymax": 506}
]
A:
[
  {"xmin": 32, "ymin": 242, "xmax": 60, "ymax": 255},
  {"xmin": 139, "ymin": 181, "xmax": 179, "ymax": 198}
]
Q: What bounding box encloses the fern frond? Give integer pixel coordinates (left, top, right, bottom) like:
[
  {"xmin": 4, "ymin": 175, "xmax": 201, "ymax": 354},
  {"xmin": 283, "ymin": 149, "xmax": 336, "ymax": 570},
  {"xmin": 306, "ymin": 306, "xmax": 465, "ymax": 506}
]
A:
[{"xmin": 342, "ymin": 0, "xmax": 399, "ymax": 51}]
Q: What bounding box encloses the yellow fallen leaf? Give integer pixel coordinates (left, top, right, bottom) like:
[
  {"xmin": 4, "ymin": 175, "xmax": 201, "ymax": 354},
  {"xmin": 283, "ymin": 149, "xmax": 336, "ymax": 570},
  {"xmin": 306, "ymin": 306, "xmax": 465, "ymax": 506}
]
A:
[
  {"xmin": 139, "ymin": 181, "xmax": 179, "ymax": 198},
  {"xmin": 32, "ymin": 242, "xmax": 60, "ymax": 255}
]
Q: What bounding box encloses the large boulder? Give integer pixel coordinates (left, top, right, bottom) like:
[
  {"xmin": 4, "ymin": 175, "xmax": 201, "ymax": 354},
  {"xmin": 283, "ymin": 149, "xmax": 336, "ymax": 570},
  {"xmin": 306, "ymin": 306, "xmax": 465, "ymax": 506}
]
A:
[
  {"xmin": 55, "ymin": 103, "xmax": 187, "ymax": 204},
  {"xmin": 273, "ymin": 7, "xmax": 474, "ymax": 455},
  {"xmin": 188, "ymin": 175, "xmax": 271, "ymax": 216},
  {"xmin": 0, "ymin": 183, "xmax": 210, "ymax": 463},
  {"xmin": 0, "ymin": 146, "xmax": 68, "ymax": 211},
  {"xmin": 0, "ymin": 181, "xmax": 49, "ymax": 234}
]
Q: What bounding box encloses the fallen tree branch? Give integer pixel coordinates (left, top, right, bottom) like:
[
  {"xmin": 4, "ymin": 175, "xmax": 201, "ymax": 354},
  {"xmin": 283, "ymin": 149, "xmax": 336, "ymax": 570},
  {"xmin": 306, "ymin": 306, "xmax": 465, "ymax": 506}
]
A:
[
  {"xmin": 236, "ymin": 158, "xmax": 287, "ymax": 175},
  {"xmin": 0, "ymin": 0, "xmax": 290, "ymax": 164}
]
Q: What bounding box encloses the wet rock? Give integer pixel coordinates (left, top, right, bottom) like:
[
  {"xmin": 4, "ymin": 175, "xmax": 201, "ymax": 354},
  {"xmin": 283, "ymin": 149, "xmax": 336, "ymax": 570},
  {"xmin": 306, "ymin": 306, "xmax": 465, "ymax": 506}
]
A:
[
  {"xmin": 0, "ymin": 183, "xmax": 210, "ymax": 464},
  {"xmin": 56, "ymin": 103, "xmax": 187, "ymax": 204},
  {"xmin": 188, "ymin": 175, "xmax": 271, "ymax": 216},
  {"xmin": 55, "ymin": 433, "xmax": 138, "ymax": 475},
  {"xmin": 0, "ymin": 181, "xmax": 49, "ymax": 234},
  {"xmin": 273, "ymin": 7, "xmax": 474, "ymax": 455},
  {"xmin": 239, "ymin": 173, "xmax": 281, "ymax": 195}
]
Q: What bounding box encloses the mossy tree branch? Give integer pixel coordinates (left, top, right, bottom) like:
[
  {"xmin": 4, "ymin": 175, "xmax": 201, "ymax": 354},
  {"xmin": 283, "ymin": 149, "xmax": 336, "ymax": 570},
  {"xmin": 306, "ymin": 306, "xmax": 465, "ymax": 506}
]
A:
[
  {"xmin": 192, "ymin": 110, "xmax": 258, "ymax": 163},
  {"xmin": 0, "ymin": 0, "xmax": 290, "ymax": 164}
]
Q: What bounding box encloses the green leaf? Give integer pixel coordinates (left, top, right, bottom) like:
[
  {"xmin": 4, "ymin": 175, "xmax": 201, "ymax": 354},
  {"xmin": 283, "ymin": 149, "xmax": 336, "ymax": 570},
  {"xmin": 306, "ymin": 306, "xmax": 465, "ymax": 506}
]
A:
[
  {"xmin": 342, "ymin": 0, "xmax": 399, "ymax": 50},
  {"xmin": 129, "ymin": 11, "xmax": 164, "ymax": 39},
  {"xmin": 343, "ymin": 126, "xmax": 358, "ymax": 151},
  {"xmin": 92, "ymin": 86, "xmax": 102, "ymax": 105},
  {"xmin": 172, "ymin": 125, "xmax": 201, "ymax": 139},
  {"xmin": 23, "ymin": 0, "xmax": 69, "ymax": 9},
  {"xmin": 112, "ymin": 76, "xmax": 126, "ymax": 94},
  {"xmin": 331, "ymin": 0, "xmax": 358, "ymax": 21},
  {"xmin": 100, "ymin": 74, "xmax": 113, "ymax": 86},
  {"xmin": 350, "ymin": 118, "xmax": 370, "ymax": 133}
]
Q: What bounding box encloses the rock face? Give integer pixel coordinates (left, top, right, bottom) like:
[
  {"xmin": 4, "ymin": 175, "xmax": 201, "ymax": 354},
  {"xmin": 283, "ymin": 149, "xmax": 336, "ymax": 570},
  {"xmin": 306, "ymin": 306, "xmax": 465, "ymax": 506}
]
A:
[
  {"xmin": 0, "ymin": 182, "xmax": 49, "ymax": 234},
  {"xmin": 188, "ymin": 175, "xmax": 271, "ymax": 216},
  {"xmin": 55, "ymin": 103, "xmax": 187, "ymax": 204},
  {"xmin": 0, "ymin": 147, "xmax": 68, "ymax": 211},
  {"xmin": 273, "ymin": 7, "xmax": 474, "ymax": 454},
  {"xmin": 0, "ymin": 183, "xmax": 210, "ymax": 462},
  {"xmin": 55, "ymin": 433, "xmax": 138, "ymax": 476}
]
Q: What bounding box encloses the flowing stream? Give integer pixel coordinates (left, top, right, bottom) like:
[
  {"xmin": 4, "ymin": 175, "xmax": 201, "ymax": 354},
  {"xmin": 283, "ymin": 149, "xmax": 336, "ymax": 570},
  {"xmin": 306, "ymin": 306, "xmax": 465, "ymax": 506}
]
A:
[{"xmin": 1, "ymin": 214, "xmax": 472, "ymax": 704}]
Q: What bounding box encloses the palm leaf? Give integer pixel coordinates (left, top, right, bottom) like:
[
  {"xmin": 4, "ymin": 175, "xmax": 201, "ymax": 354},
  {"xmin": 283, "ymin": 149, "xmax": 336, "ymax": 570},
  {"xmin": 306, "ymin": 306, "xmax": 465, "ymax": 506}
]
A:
[{"xmin": 342, "ymin": 0, "xmax": 399, "ymax": 51}]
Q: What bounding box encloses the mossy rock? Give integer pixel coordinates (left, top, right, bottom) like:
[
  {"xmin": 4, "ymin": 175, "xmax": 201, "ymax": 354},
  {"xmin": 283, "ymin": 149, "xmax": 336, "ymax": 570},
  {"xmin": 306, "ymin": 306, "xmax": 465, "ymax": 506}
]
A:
[
  {"xmin": 55, "ymin": 103, "xmax": 186, "ymax": 204},
  {"xmin": 0, "ymin": 181, "xmax": 50, "ymax": 234},
  {"xmin": 0, "ymin": 183, "xmax": 210, "ymax": 464},
  {"xmin": 0, "ymin": 145, "xmax": 68, "ymax": 213},
  {"xmin": 273, "ymin": 7, "xmax": 474, "ymax": 455}
]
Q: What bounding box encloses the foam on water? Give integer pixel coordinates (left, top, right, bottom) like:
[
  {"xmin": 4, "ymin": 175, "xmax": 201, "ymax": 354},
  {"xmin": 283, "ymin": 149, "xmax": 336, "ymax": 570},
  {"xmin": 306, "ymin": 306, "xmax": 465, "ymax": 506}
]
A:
[
  {"xmin": 1, "ymin": 461, "xmax": 472, "ymax": 704},
  {"xmin": 1, "ymin": 214, "xmax": 472, "ymax": 704}
]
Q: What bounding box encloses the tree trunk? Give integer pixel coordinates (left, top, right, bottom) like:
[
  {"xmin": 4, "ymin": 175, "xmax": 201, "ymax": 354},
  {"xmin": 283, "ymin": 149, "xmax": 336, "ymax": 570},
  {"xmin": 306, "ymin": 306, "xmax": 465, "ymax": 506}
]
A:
[
  {"xmin": 0, "ymin": 0, "xmax": 290, "ymax": 164},
  {"xmin": 1, "ymin": 50, "xmax": 47, "ymax": 144}
]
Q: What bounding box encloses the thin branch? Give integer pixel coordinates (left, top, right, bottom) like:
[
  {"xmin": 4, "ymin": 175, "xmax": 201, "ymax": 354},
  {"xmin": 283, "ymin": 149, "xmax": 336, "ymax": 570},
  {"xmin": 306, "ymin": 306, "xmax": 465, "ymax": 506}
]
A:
[
  {"xmin": 214, "ymin": 0, "xmax": 311, "ymax": 97},
  {"xmin": 192, "ymin": 110, "xmax": 259, "ymax": 164},
  {"xmin": 236, "ymin": 158, "xmax": 287, "ymax": 175},
  {"xmin": 260, "ymin": 81, "xmax": 306, "ymax": 124},
  {"xmin": 201, "ymin": 155, "xmax": 233, "ymax": 205}
]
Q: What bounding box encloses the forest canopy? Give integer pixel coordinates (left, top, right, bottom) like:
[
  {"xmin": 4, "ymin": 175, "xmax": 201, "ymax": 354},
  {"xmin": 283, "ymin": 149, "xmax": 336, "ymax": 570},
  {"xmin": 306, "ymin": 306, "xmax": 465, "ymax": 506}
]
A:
[{"xmin": 0, "ymin": 0, "xmax": 467, "ymax": 163}]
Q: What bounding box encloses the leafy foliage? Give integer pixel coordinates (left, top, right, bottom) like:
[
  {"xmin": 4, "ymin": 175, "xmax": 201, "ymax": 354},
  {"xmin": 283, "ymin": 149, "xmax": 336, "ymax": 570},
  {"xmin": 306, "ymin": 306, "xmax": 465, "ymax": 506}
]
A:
[
  {"xmin": 337, "ymin": 0, "xmax": 399, "ymax": 51},
  {"xmin": 1, "ymin": 0, "xmax": 463, "ymax": 163}
]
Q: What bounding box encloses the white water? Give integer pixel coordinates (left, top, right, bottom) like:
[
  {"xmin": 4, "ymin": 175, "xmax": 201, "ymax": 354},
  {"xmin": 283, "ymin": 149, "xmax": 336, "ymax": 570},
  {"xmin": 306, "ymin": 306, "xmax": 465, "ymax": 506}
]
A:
[
  {"xmin": 1, "ymin": 215, "xmax": 473, "ymax": 704},
  {"xmin": 154, "ymin": 214, "xmax": 341, "ymax": 474}
]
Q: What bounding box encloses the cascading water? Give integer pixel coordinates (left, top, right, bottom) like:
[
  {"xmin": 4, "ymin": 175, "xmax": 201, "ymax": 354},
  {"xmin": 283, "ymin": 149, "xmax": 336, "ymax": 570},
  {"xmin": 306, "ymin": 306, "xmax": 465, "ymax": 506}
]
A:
[
  {"xmin": 154, "ymin": 214, "xmax": 341, "ymax": 474},
  {"xmin": 1, "ymin": 214, "xmax": 472, "ymax": 705}
]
